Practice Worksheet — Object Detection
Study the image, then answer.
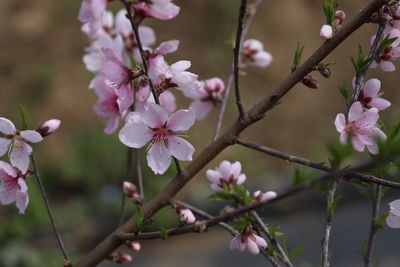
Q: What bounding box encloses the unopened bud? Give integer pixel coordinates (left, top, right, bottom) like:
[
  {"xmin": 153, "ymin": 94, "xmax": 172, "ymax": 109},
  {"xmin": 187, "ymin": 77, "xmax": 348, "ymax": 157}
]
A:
[
  {"xmin": 175, "ymin": 205, "xmax": 196, "ymax": 225},
  {"xmin": 302, "ymin": 75, "xmax": 320, "ymax": 89},
  {"xmin": 319, "ymin": 24, "xmax": 333, "ymax": 40},
  {"xmin": 318, "ymin": 65, "xmax": 332, "ymax": 78},
  {"xmin": 123, "ymin": 181, "xmax": 142, "ymax": 203},
  {"xmin": 334, "ymin": 10, "xmax": 346, "ymax": 26},
  {"xmin": 37, "ymin": 119, "xmax": 61, "ymax": 137},
  {"xmin": 253, "ymin": 190, "xmax": 277, "ymax": 203},
  {"xmin": 126, "ymin": 240, "xmax": 141, "ymax": 252},
  {"xmin": 110, "ymin": 252, "xmax": 133, "ymax": 264}
]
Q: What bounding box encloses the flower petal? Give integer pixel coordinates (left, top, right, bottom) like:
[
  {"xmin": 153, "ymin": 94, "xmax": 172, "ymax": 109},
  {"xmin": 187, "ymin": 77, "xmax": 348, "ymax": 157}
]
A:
[
  {"xmin": 335, "ymin": 113, "xmax": 346, "ymax": 133},
  {"xmin": 10, "ymin": 143, "xmax": 31, "ymax": 174},
  {"xmin": 167, "ymin": 109, "xmax": 195, "ymax": 132},
  {"xmin": 351, "ymin": 136, "xmax": 365, "ymax": 152},
  {"xmin": 0, "ymin": 138, "xmax": 12, "ymax": 156},
  {"xmin": 369, "ymin": 98, "xmax": 391, "ymax": 110},
  {"xmin": 143, "ymin": 103, "xmax": 169, "ymax": 129},
  {"xmin": 206, "ymin": 169, "xmax": 221, "ymax": 183},
  {"xmin": 389, "ymin": 200, "xmax": 400, "ymax": 216},
  {"xmin": 348, "ymin": 102, "xmax": 363, "ymax": 122},
  {"xmin": 168, "ymin": 136, "xmax": 195, "ymax": 161},
  {"xmin": 147, "ymin": 142, "xmax": 172, "ymax": 174},
  {"xmin": 363, "ymin": 78, "xmax": 381, "ymax": 98},
  {"xmin": 386, "ymin": 214, "xmax": 400, "ymax": 228},
  {"xmin": 0, "ymin": 118, "xmax": 16, "ymax": 135},
  {"xmin": 119, "ymin": 122, "xmax": 153, "ymax": 148},
  {"xmin": 20, "ymin": 130, "xmax": 43, "ymax": 143}
]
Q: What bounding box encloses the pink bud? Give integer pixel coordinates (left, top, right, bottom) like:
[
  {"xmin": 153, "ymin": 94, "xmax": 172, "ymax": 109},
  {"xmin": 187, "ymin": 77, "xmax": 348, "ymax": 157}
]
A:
[
  {"xmin": 253, "ymin": 191, "xmax": 277, "ymax": 203},
  {"xmin": 126, "ymin": 240, "xmax": 141, "ymax": 252},
  {"xmin": 37, "ymin": 119, "xmax": 61, "ymax": 137},
  {"xmin": 110, "ymin": 252, "xmax": 133, "ymax": 263},
  {"xmin": 122, "ymin": 181, "xmax": 142, "ymax": 202},
  {"xmin": 301, "ymin": 75, "xmax": 320, "ymax": 89},
  {"xmin": 319, "ymin": 24, "xmax": 333, "ymax": 39},
  {"xmin": 335, "ymin": 10, "xmax": 346, "ymax": 26},
  {"xmin": 174, "ymin": 205, "xmax": 196, "ymax": 225}
]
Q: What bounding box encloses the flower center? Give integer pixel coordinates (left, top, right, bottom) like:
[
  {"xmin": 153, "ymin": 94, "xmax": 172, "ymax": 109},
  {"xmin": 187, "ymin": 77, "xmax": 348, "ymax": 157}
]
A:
[{"xmin": 152, "ymin": 127, "xmax": 170, "ymax": 146}]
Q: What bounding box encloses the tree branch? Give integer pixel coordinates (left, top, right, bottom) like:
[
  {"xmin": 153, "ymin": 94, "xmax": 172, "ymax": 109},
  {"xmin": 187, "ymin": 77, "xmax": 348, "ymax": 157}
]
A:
[{"xmin": 75, "ymin": 2, "xmax": 388, "ymax": 266}]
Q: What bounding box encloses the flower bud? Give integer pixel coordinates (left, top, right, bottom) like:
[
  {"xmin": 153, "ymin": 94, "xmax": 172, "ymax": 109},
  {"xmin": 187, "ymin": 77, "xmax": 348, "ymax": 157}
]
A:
[
  {"xmin": 319, "ymin": 24, "xmax": 333, "ymax": 39},
  {"xmin": 126, "ymin": 240, "xmax": 141, "ymax": 252},
  {"xmin": 335, "ymin": 10, "xmax": 346, "ymax": 26},
  {"xmin": 37, "ymin": 119, "xmax": 61, "ymax": 137},
  {"xmin": 110, "ymin": 252, "xmax": 133, "ymax": 264},
  {"xmin": 253, "ymin": 190, "xmax": 277, "ymax": 203},
  {"xmin": 301, "ymin": 75, "xmax": 320, "ymax": 89},
  {"xmin": 174, "ymin": 205, "xmax": 196, "ymax": 225},
  {"xmin": 122, "ymin": 181, "xmax": 142, "ymax": 203},
  {"xmin": 318, "ymin": 64, "xmax": 332, "ymax": 78}
]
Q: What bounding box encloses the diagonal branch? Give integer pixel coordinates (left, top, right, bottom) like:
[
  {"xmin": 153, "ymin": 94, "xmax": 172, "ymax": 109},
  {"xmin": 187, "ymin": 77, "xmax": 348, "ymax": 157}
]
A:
[{"xmin": 75, "ymin": 2, "xmax": 389, "ymax": 266}]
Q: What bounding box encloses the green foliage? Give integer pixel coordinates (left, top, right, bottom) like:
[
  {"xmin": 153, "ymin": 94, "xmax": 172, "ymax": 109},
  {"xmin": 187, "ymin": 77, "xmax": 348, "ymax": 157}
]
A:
[
  {"xmin": 338, "ymin": 81, "xmax": 350, "ymax": 105},
  {"xmin": 135, "ymin": 205, "xmax": 145, "ymax": 232},
  {"xmin": 160, "ymin": 227, "xmax": 169, "ymax": 240},
  {"xmin": 293, "ymin": 43, "xmax": 305, "ymax": 69},
  {"xmin": 232, "ymin": 183, "xmax": 252, "ymax": 206},
  {"xmin": 289, "ymin": 246, "xmax": 305, "ymax": 262},
  {"xmin": 351, "ymin": 45, "xmax": 368, "ymax": 75},
  {"xmin": 18, "ymin": 105, "xmax": 29, "ymax": 130},
  {"xmin": 267, "ymin": 223, "xmax": 285, "ymax": 239},
  {"xmin": 208, "ymin": 191, "xmax": 234, "ymax": 201},
  {"xmin": 233, "ymin": 217, "xmax": 252, "ymax": 232},
  {"xmin": 323, "ymin": 0, "xmax": 339, "ymax": 25},
  {"xmin": 293, "ymin": 168, "xmax": 313, "ymax": 186}
]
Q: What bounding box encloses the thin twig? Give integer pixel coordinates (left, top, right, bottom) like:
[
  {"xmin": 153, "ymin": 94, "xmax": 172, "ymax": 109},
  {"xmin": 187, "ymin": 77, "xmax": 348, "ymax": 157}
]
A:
[
  {"xmin": 236, "ymin": 138, "xmax": 400, "ymax": 189},
  {"xmin": 213, "ymin": 0, "xmax": 264, "ymax": 141},
  {"xmin": 31, "ymin": 154, "xmax": 71, "ymax": 266},
  {"xmin": 118, "ymin": 148, "xmax": 134, "ymax": 226},
  {"xmin": 251, "ymin": 211, "xmax": 294, "ymax": 267},
  {"xmin": 120, "ymin": 0, "xmax": 159, "ymax": 104},
  {"xmin": 136, "ymin": 150, "xmax": 144, "ymax": 201},
  {"xmin": 364, "ymin": 184, "xmax": 382, "ymax": 267},
  {"xmin": 321, "ymin": 180, "xmax": 339, "ymax": 267},
  {"xmin": 75, "ymin": 2, "xmax": 389, "ymax": 266},
  {"xmin": 350, "ymin": 11, "xmax": 386, "ymax": 106},
  {"xmin": 233, "ymin": 0, "xmax": 248, "ymax": 120}
]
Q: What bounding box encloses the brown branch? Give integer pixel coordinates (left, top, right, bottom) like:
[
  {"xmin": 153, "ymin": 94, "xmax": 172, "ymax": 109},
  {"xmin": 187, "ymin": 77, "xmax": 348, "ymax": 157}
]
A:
[
  {"xmin": 236, "ymin": 138, "xmax": 400, "ymax": 189},
  {"xmin": 233, "ymin": 0, "xmax": 248, "ymax": 120},
  {"xmin": 120, "ymin": 0, "xmax": 159, "ymax": 104},
  {"xmin": 75, "ymin": 2, "xmax": 388, "ymax": 266},
  {"xmin": 31, "ymin": 154, "xmax": 71, "ymax": 267},
  {"xmin": 364, "ymin": 184, "xmax": 382, "ymax": 267},
  {"xmin": 213, "ymin": 0, "xmax": 264, "ymax": 141}
]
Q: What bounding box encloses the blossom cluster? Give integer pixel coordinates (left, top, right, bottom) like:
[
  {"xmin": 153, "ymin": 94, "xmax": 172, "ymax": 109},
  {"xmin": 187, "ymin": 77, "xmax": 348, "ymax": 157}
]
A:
[{"xmin": 0, "ymin": 118, "xmax": 60, "ymax": 213}]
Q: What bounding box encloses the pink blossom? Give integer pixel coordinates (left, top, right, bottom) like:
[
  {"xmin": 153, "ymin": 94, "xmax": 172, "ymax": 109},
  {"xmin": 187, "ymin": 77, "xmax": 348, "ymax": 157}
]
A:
[
  {"xmin": 370, "ymin": 28, "xmax": 400, "ymax": 72},
  {"xmin": 242, "ymin": 39, "xmax": 273, "ymax": 68},
  {"xmin": 99, "ymin": 47, "xmax": 133, "ymax": 89},
  {"xmin": 37, "ymin": 119, "xmax": 61, "ymax": 137},
  {"xmin": 184, "ymin": 78, "xmax": 225, "ymax": 120},
  {"xmin": 122, "ymin": 181, "xmax": 141, "ymax": 202},
  {"xmin": 319, "ymin": 24, "xmax": 333, "ymax": 39},
  {"xmin": 133, "ymin": 0, "xmax": 180, "ymax": 21},
  {"xmin": 0, "ymin": 161, "xmax": 29, "ymax": 214},
  {"xmin": 0, "ymin": 118, "xmax": 43, "ymax": 173},
  {"xmin": 126, "ymin": 240, "xmax": 141, "ymax": 252},
  {"xmin": 206, "ymin": 161, "xmax": 246, "ymax": 192},
  {"xmin": 119, "ymin": 103, "xmax": 195, "ymax": 174},
  {"xmin": 334, "ymin": 102, "xmax": 386, "ymax": 154},
  {"xmin": 230, "ymin": 228, "xmax": 268, "ymax": 255},
  {"xmin": 252, "ymin": 190, "xmax": 277, "ymax": 203},
  {"xmin": 78, "ymin": 0, "xmax": 108, "ymax": 38},
  {"xmin": 334, "ymin": 10, "xmax": 346, "ymax": 26},
  {"xmin": 175, "ymin": 206, "xmax": 196, "ymax": 225},
  {"xmin": 386, "ymin": 199, "xmax": 400, "ymax": 228},
  {"xmin": 92, "ymin": 78, "xmax": 133, "ymax": 134},
  {"xmin": 354, "ymin": 78, "xmax": 391, "ymax": 111}
]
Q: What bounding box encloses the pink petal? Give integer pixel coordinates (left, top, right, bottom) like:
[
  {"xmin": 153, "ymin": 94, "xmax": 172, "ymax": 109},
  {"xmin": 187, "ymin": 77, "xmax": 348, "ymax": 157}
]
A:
[
  {"xmin": 244, "ymin": 39, "xmax": 263, "ymax": 51},
  {"xmin": 372, "ymin": 128, "xmax": 387, "ymax": 141},
  {"xmin": 380, "ymin": 61, "xmax": 396, "ymax": 72},
  {"xmin": 171, "ymin": 71, "xmax": 198, "ymax": 88},
  {"xmin": 16, "ymin": 178, "xmax": 29, "ymax": 214},
  {"xmin": 20, "ymin": 130, "xmax": 43, "ymax": 143},
  {"xmin": 104, "ymin": 115, "xmax": 120, "ymax": 135},
  {"xmin": 357, "ymin": 108, "xmax": 379, "ymax": 125},
  {"xmin": 148, "ymin": 55, "xmax": 169, "ymax": 80},
  {"xmin": 139, "ymin": 26, "xmax": 156, "ymax": 46},
  {"xmin": 369, "ymin": 98, "xmax": 391, "ymax": 110},
  {"xmin": 339, "ymin": 131, "xmax": 348, "ymax": 144},
  {"xmin": 253, "ymin": 234, "xmax": 268, "ymax": 249},
  {"xmin": 351, "ymin": 137, "xmax": 365, "ymax": 152},
  {"xmin": 0, "ymin": 185, "xmax": 17, "ymax": 205},
  {"xmin": 348, "ymin": 102, "xmax": 363, "ymax": 122},
  {"xmin": 366, "ymin": 143, "xmax": 379, "ymax": 155},
  {"xmin": 167, "ymin": 109, "xmax": 195, "ymax": 132},
  {"xmin": 0, "ymin": 138, "xmax": 12, "ymax": 156},
  {"xmin": 386, "ymin": 214, "xmax": 400, "ymax": 228},
  {"xmin": 230, "ymin": 161, "xmax": 242, "ymax": 178},
  {"xmin": 168, "ymin": 136, "xmax": 195, "ymax": 161},
  {"xmin": 253, "ymin": 51, "xmax": 273, "ymax": 68},
  {"xmin": 334, "ymin": 113, "xmax": 346, "ymax": 133},
  {"xmin": 236, "ymin": 174, "xmax": 246, "ymax": 185},
  {"xmin": 159, "ymin": 91, "xmax": 176, "ymax": 113},
  {"xmin": 0, "ymin": 117, "xmax": 16, "ymax": 135},
  {"xmin": 143, "ymin": 103, "xmax": 169, "ymax": 129},
  {"xmin": 190, "ymin": 101, "xmax": 214, "ymax": 120},
  {"xmin": 389, "ymin": 200, "xmax": 400, "ymax": 216},
  {"xmin": 246, "ymin": 239, "xmax": 260, "ymax": 255},
  {"xmin": 149, "ymin": 0, "xmax": 180, "ymax": 20},
  {"xmin": 147, "ymin": 142, "xmax": 172, "ymax": 174},
  {"xmin": 210, "ymin": 183, "xmax": 223, "ymax": 192},
  {"xmin": 168, "ymin": 61, "xmax": 191, "ymax": 76},
  {"xmin": 0, "ymin": 161, "xmax": 17, "ymax": 177},
  {"xmin": 319, "ymin": 24, "xmax": 333, "ymax": 39},
  {"xmin": 10, "ymin": 143, "xmax": 32, "ymax": 174},
  {"xmin": 119, "ymin": 122, "xmax": 153, "ymax": 148},
  {"xmin": 154, "ymin": 40, "xmax": 179, "ymax": 55},
  {"xmin": 206, "ymin": 169, "xmax": 221, "ymax": 183},
  {"xmin": 363, "ymin": 79, "xmax": 381, "ymax": 98},
  {"xmin": 218, "ymin": 161, "xmax": 232, "ymax": 179}
]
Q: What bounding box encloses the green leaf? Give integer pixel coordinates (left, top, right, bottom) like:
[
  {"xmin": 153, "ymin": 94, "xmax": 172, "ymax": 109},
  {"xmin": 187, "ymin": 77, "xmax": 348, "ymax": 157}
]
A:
[
  {"xmin": 328, "ymin": 194, "xmax": 342, "ymax": 215},
  {"xmin": 160, "ymin": 227, "xmax": 169, "ymax": 240},
  {"xmin": 293, "ymin": 43, "xmax": 305, "ymax": 68},
  {"xmin": 208, "ymin": 192, "xmax": 234, "ymax": 201},
  {"xmin": 233, "ymin": 183, "xmax": 251, "ymax": 205},
  {"xmin": 293, "ymin": 168, "xmax": 313, "ymax": 186},
  {"xmin": 135, "ymin": 206, "xmax": 145, "ymax": 232},
  {"xmin": 338, "ymin": 81, "xmax": 349, "ymax": 104},
  {"xmin": 323, "ymin": 0, "xmax": 339, "ymax": 25},
  {"xmin": 289, "ymin": 247, "xmax": 305, "ymax": 262},
  {"xmin": 233, "ymin": 218, "xmax": 252, "ymax": 232},
  {"xmin": 18, "ymin": 105, "xmax": 29, "ymax": 130}
]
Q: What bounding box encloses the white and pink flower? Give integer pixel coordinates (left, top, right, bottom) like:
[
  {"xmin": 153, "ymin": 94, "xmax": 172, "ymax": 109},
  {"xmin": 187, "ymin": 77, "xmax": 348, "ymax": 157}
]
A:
[
  {"xmin": 386, "ymin": 199, "xmax": 400, "ymax": 229},
  {"xmin": 184, "ymin": 78, "xmax": 225, "ymax": 120},
  {"xmin": 252, "ymin": 190, "xmax": 277, "ymax": 203},
  {"xmin": 0, "ymin": 118, "xmax": 43, "ymax": 173},
  {"xmin": 206, "ymin": 161, "xmax": 246, "ymax": 192},
  {"xmin": 230, "ymin": 228, "xmax": 268, "ymax": 255},
  {"xmin": 242, "ymin": 39, "xmax": 273, "ymax": 68},
  {"xmin": 122, "ymin": 181, "xmax": 141, "ymax": 202},
  {"xmin": 355, "ymin": 78, "xmax": 391, "ymax": 111},
  {"xmin": 335, "ymin": 102, "xmax": 386, "ymax": 154},
  {"xmin": 119, "ymin": 103, "xmax": 195, "ymax": 174},
  {"xmin": 133, "ymin": 0, "xmax": 180, "ymax": 21},
  {"xmin": 37, "ymin": 119, "xmax": 61, "ymax": 137},
  {"xmin": 126, "ymin": 240, "xmax": 141, "ymax": 252},
  {"xmin": 78, "ymin": 0, "xmax": 108, "ymax": 38},
  {"xmin": 370, "ymin": 28, "xmax": 400, "ymax": 72},
  {"xmin": 0, "ymin": 161, "xmax": 29, "ymax": 214}
]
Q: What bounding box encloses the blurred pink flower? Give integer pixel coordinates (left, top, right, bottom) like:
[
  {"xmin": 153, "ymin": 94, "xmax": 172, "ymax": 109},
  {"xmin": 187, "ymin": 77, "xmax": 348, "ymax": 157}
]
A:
[
  {"xmin": 319, "ymin": 24, "xmax": 333, "ymax": 39},
  {"xmin": 37, "ymin": 119, "xmax": 61, "ymax": 137},
  {"xmin": 354, "ymin": 78, "xmax": 391, "ymax": 110},
  {"xmin": 230, "ymin": 228, "xmax": 268, "ymax": 255},
  {"xmin": 175, "ymin": 206, "xmax": 196, "ymax": 225},
  {"xmin": 206, "ymin": 161, "xmax": 246, "ymax": 192},
  {"xmin": 252, "ymin": 190, "xmax": 277, "ymax": 203},
  {"xmin": 386, "ymin": 199, "xmax": 400, "ymax": 228},
  {"xmin": 243, "ymin": 39, "xmax": 273, "ymax": 68},
  {"xmin": 78, "ymin": 0, "xmax": 108, "ymax": 38},
  {"xmin": 133, "ymin": 0, "xmax": 180, "ymax": 21}
]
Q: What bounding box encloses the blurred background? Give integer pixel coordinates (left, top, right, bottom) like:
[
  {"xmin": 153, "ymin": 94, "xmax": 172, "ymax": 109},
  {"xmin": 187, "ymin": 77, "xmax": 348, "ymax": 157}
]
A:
[{"xmin": 1, "ymin": 0, "xmax": 400, "ymax": 266}]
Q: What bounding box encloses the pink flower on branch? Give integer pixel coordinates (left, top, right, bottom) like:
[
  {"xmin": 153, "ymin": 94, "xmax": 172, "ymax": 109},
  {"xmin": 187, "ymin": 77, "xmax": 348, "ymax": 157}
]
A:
[
  {"xmin": 0, "ymin": 118, "xmax": 43, "ymax": 173},
  {"xmin": 230, "ymin": 228, "xmax": 268, "ymax": 255},
  {"xmin": 252, "ymin": 190, "xmax": 277, "ymax": 203},
  {"xmin": 242, "ymin": 39, "xmax": 273, "ymax": 68},
  {"xmin": 174, "ymin": 205, "xmax": 196, "ymax": 225},
  {"xmin": 0, "ymin": 161, "xmax": 29, "ymax": 214},
  {"xmin": 119, "ymin": 103, "xmax": 195, "ymax": 174},
  {"xmin": 206, "ymin": 161, "xmax": 246, "ymax": 192},
  {"xmin": 133, "ymin": 0, "xmax": 180, "ymax": 21},
  {"xmin": 370, "ymin": 28, "xmax": 400, "ymax": 72},
  {"xmin": 386, "ymin": 199, "xmax": 400, "ymax": 228},
  {"xmin": 334, "ymin": 102, "xmax": 386, "ymax": 155},
  {"xmin": 122, "ymin": 181, "xmax": 141, "ymax": 203},
  {"xmin": 78, "ymin": 0, "xmax": 108, "ymax": 38},
  {"xmin": 184, "ymin": 78, "xmax": 225, "ymax": 120},
  {"xmin": 354, "ymin": 78, "xmax": 391, "ymax": 111},
  {"xmin": 37, "ymin": 119, "xmax": 61, "ymax": 137}
]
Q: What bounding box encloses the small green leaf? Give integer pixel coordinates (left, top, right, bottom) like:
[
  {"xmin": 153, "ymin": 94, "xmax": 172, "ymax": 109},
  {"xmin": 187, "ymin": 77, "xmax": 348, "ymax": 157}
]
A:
[
  {"xmin": 208, "ymin": 192, "xmax": 233, "ymax": 201},
  {"xmin": 135, "ymin": 206, "xmax": 145, "ymax": 232},
  {"xmin": 338, "ymin": 81, "xmax": 349, "ymax": 104},
  {"xmin": 328, "ymin": 194, "xmax": 342, "ymax": 215},
  {"xmin": 233, "ymin": 218, "xmax": 252, "ymax": 232},
  {"xmin": 293, "ymin": 43, "xmax": 305, "ymax": 68},
  {"xmin": 289, "ymin": 247, "xmax": 305, "ymax": 262},
  {"xmin": 19, "ymin": 105, "xmax": 29, "ymax": 130},
  {"xmin": 160, "ymin": 227, "xmax": 169, "ymax": 240}
]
